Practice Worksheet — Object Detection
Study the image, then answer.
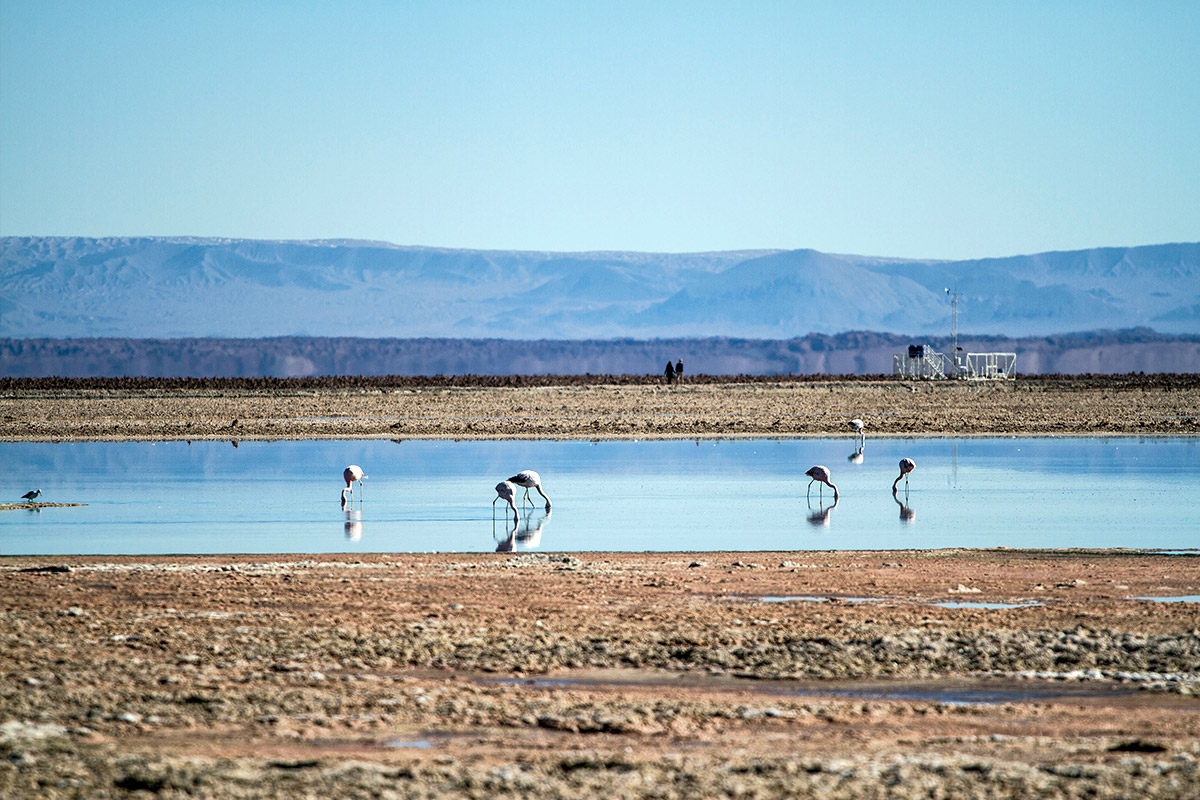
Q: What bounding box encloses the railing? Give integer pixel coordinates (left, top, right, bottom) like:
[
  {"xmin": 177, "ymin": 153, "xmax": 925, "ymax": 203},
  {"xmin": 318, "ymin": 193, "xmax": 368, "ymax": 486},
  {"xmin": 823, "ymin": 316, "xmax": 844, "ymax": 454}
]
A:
[
  {"xmin": 894, "ymin": 345, "xmax": 1016, "ymax": 380},
  {"xmin": 963, "ymin": 352, "xmax": 1017, "ymax": 380},
  {"xmin": 892, "ymin": 345, "xmax": 949, "ymax": 379}
]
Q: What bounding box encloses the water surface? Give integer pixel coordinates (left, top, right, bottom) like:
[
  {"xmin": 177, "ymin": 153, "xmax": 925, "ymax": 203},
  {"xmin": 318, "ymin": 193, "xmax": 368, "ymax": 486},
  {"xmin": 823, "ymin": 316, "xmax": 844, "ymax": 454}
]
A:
[{"xmin": 1, "ymin": 437, "xmax": 1196, "ymax": 555}]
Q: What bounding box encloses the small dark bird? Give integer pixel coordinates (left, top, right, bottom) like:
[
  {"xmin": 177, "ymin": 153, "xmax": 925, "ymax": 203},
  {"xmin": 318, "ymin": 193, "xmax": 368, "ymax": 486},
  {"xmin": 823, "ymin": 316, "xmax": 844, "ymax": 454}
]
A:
[{"xmin": 21, "ymin": 489, "xmax": 41, "ymax": 502}]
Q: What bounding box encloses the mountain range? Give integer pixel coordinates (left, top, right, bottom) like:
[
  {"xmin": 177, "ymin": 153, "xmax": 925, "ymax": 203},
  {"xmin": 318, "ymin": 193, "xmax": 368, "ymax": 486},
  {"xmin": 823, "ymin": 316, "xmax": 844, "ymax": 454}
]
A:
[{"xmin": 2, "ymin": 237, "xmax": 1197, "ymax": 340}]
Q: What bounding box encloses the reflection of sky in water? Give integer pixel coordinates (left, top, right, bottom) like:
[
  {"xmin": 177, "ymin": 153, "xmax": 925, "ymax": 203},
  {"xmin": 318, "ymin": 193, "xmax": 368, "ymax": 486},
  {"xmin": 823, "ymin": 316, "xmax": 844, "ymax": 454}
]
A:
[{"xmin": 1, "ymin": 437, "xmax": 1197, "ymax": 555}]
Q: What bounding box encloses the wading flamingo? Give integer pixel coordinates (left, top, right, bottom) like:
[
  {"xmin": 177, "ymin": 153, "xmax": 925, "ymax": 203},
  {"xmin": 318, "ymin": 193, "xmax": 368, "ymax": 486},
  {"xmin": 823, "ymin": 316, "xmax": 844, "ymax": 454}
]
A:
[
  {"xmin": 805, "ymin": 465, "xmax": 838, "ymax": 501},
  {"xmin": 342, "ymin": 465, "xmax": 367, "ymax": 506},
  {"xmin": 848, "ymin": 418, "xmax": 865, "ymax": 445},
  {"xmin": 494, "ymin": 480, "xmax": 520, "ymax": 522},
  {"xmin": 892, "ymin": 458, "xmax": 915, "ymax": 492},
  {"xmin": 508, "ymin": 470, "xmax": 551, "ymax": 510}
]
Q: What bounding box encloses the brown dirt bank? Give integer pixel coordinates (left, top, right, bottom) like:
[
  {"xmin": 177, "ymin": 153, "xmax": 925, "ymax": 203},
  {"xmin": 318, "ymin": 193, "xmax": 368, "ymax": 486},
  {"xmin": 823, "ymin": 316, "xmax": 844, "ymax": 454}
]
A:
[
  {"xmin": 3, "ymin": 550, "xmax": 1198, "ymax": 798},
  {"xmin": 2, "ymin": 374, "xmax": 1197, "ymax": 440}
]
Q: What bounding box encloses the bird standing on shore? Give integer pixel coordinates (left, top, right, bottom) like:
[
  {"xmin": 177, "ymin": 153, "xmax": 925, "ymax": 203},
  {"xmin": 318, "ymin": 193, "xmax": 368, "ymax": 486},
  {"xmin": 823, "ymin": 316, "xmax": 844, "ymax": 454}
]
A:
[
  {"xmin": 494, "ymin": 480, "xmax": 520, "ymax": 522},
  {"xmin": 848, "ymin": 418, "xmax": 865, "ymax": 445},
  {"xmin": 805, "ymin": 466, "xmax": 838, "ymax": 500},
  {"xmin": 21, "ymin": 489, "xmax": 41, "ymax": 502},
  {"xmin": 892, "ymin": 458, "xmax": 916, "ymax": 492},
  {"xmin": 508, "ymin": 470, "xmax": 551, "ymax": 510}
]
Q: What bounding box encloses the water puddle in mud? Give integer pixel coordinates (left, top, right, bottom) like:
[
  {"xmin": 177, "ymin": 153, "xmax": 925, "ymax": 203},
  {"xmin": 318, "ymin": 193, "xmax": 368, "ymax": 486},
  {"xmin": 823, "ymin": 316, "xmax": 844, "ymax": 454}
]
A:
[
  {"xmin": 757, "ymin": 595, "xmax": 1043, "ymax": 610},
  {"xmin": 929, "ymin": 601, "xmax": 1043, "ymax": 609},
  {"xmin": 476, "ymin": 669, "xmax": 1166, "ymax": 707},
  {"xmin": 1131, "ymin": 595, "xmax": 1200, "ymax": 603}
]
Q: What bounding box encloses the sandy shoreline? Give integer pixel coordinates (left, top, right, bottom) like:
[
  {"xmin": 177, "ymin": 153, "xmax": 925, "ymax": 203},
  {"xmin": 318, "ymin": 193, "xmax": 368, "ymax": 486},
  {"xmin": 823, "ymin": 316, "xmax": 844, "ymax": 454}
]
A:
[{"xmin": 3, "ymin": 550, "xmax": 1198, "ymax": 798}]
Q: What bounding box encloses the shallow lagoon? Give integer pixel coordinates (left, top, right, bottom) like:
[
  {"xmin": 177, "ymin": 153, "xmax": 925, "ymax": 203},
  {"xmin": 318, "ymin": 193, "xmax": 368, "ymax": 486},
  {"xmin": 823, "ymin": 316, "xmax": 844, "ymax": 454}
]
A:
[{"xmin": 1, "ymin": 437, "xmax": 1197, "ymax": 555}]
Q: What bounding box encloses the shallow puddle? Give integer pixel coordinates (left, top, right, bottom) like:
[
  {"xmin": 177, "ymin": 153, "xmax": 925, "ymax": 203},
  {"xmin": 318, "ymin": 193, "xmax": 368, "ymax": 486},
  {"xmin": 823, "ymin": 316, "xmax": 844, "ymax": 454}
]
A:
[
  {"xmin": 757, "ymin": 596, "xmax": 1043, "ymax": 610},
  {"xmin": 1131, "ymin": 595, "xmax": 1200, "ymax": 603},
  {"xmin": 478, "ymin": 669, "xmax": 1173, "ymax": 708}
]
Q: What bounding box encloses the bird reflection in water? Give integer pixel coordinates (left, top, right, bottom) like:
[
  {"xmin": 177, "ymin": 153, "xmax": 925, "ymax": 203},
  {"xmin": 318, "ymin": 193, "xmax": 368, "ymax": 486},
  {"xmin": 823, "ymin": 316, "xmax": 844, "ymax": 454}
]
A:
[
  {"xmin": 495, "ymin": 509, "xmax": 552, "ymax": 552},
  {"xmin": 847, "ymin": 442, "xmax": 864, "ymax": 464},
  {"xmin": 893, "ymin": 487, "xmax": 915, "ymax": 524},
  {"xmin": 807, "ymin": 497, "xmax": 838, "ymax": 527},
  {"xmin": 343, "ymin": 508, "xmax": 363, "ymax": 541}
]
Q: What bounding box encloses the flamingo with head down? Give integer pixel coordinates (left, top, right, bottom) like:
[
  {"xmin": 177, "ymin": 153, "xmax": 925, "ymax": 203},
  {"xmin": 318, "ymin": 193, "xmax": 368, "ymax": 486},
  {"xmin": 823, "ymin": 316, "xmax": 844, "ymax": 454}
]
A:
[
  {"xmin": 494, "ymin": 480, "xmax": 520, "ymax": 522},
  {"xmin": 341, "ymin": 465, "xmax": 367, "ymax": 507},
  {"xmin": 805, "ymin": 465, "xmax": 838, "ymax": 501},
  {"xmin": 507, "ymin": 469, "xmax": 551, "ymax": 510},
  {"xmin": 892, "ymin": 458, "xmax": 915, "ymax": 492}
]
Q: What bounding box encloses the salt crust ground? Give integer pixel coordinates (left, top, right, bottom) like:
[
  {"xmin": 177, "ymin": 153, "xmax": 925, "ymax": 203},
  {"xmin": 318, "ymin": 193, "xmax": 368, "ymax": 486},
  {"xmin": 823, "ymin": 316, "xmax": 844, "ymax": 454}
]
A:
[
  {"xmin": 2, "ymin": 550, "xmax": 1198, "ymax": 799},
  {"xmin": 1, "ymin": 374, "xmax": 1197, "ymax": 440}
]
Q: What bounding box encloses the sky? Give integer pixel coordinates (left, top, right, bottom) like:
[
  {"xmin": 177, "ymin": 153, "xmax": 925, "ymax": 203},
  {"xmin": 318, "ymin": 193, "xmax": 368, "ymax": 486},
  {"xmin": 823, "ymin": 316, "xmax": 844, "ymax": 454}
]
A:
[{"xmin": 1, "ymin": 1, "xmax": 1197, "ymax": 260}]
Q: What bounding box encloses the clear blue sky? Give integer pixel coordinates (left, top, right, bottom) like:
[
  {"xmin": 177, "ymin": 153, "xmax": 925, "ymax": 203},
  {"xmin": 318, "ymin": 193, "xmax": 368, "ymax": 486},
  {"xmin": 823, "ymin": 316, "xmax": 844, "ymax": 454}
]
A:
[{"xmin": 2, "ymin": 1, "xmax": 1197, "ymax": 259}]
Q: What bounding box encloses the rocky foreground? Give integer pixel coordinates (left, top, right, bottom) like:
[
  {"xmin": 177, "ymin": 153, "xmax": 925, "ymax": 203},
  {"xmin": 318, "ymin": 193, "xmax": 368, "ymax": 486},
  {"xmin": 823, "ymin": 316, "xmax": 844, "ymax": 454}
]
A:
[{"xmin": 2, "ymin": 550, "xmax": 1198, "ymax": 799}]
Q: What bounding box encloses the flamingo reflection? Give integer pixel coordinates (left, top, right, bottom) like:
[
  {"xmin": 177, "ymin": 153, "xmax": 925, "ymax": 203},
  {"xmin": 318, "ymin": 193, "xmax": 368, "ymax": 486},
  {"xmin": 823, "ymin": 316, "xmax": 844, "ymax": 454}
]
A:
[
  {"xmin": 344, "ymin": 508, "xmax": 363, "ymax": 541},
  {"xmin": 495, "ymin": 509, "xmax": 552, "ymax": 552},
  {"xmin": 892, "ymin": 487, "xmax": 915, "ymax": 524},
  {"xmin": 807, "ymin": 497, "xmax": 838, "ymax": 527}
]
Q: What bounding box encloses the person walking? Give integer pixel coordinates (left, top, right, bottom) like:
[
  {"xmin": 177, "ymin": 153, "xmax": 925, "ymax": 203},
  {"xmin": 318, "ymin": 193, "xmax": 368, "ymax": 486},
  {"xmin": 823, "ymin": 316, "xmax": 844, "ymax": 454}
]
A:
[
  {"xmin": 664, "ymin": 360, "xmax": 675, "ymax": 383},
  {"xmin": 675, "ymin": 359, "xmax": 684, "ymax": 382}
]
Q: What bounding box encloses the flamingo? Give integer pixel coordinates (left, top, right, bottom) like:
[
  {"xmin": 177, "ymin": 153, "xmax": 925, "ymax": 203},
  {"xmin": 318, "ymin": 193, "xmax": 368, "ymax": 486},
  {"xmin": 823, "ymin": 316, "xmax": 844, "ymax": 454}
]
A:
[
  {"xmin": 507, "ymin": 469, "xmax": 551, "ymax": 510},
  {"xmin": 494, "ymin": 480, "xmax": 520, "ymax": 522},
  {"xmin": 342, "ymin": 465, "xmax": 366, "ymax": 506},
  {"xmin": 21, "ymin": 489, "xmax": 41, "ymax": 502},
  {"xmin": 805, "ymin": 465, "xmax": 838, "ymax": 500},
  {"xmin": 892, "ymin": 458, "xmax": 916, "ymax": 492},
  {"xmin": 848, "ymin": 418, "xmax": 865, "ymax": 445}
]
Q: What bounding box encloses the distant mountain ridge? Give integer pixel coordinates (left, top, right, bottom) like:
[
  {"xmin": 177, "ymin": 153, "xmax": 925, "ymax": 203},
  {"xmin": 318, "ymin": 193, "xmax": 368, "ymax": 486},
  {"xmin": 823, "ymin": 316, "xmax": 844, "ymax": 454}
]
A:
[{"xmin": 2, "ymin": 236, "xmax": 1197, "ymax": 340}]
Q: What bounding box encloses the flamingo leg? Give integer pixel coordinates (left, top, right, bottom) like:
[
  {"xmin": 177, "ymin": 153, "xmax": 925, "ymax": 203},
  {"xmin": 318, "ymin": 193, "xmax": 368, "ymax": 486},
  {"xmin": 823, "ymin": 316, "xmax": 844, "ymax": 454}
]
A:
[{"xmin": 806, "ymin": 478, "xmax": 813, "ymax": 498}]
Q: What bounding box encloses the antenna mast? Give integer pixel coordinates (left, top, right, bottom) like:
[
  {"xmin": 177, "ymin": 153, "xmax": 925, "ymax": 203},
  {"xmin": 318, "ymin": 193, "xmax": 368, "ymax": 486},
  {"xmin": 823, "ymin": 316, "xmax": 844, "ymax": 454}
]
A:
[{"xmin": 946, "ymin": 288, "xmax": 959, "ymax": 376}]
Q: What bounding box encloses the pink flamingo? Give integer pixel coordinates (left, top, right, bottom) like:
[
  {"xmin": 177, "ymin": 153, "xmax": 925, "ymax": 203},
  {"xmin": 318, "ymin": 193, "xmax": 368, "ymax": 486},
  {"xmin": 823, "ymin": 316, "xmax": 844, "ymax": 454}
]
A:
[
  {"xmin": 494, "ymin": 480, "xmax": 520, "ymax": 522},
  {"xmin": 507, "ymin": 469, "xmax": 551, "ymax": 510},
  {"xmin": 805, "ymin": 465, "xmax": 838, "ymax": 501},
  {"xmin": 341, "ymin": 464, "xmax": 367, "ymax": 507},
  {"xmin": 892, "ymin": 458, "xmax": 915, "ymax": 492}
]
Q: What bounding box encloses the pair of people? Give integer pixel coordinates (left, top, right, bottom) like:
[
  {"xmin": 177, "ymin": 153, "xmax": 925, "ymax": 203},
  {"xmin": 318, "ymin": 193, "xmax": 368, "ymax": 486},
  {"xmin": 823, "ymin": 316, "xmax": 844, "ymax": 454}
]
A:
[{"xmin": 664, "ymin": 358, "xmax": 684, "ymax": 383}]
